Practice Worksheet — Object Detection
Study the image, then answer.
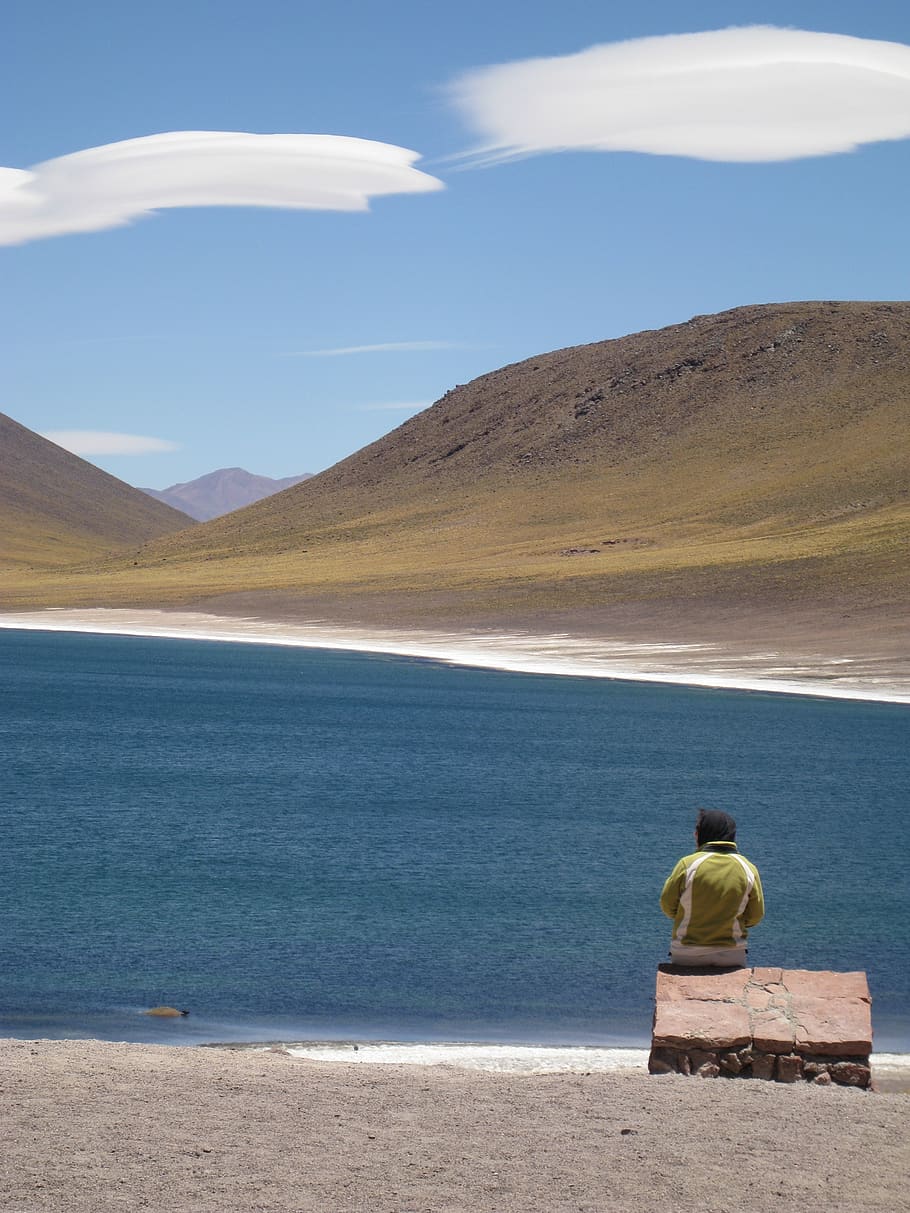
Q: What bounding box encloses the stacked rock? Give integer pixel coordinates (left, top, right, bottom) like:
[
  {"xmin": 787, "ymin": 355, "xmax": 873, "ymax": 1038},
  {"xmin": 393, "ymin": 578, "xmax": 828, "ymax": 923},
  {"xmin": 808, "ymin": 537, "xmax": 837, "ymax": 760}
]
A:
[{"xmin": 648, "ymin": 967, "xmax": 872, "ymax": 1088}]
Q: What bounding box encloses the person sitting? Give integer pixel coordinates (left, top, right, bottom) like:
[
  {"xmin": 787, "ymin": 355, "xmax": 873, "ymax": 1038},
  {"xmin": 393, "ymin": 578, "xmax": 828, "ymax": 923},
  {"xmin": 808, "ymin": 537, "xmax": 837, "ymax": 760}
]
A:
[{"xmin": 660, "ymin": 808, "xmax": 764, "ymax": 967}]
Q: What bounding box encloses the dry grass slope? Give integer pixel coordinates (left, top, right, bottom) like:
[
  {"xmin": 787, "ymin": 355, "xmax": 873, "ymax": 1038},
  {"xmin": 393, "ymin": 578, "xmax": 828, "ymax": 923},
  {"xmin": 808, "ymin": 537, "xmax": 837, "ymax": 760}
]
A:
[
  {"xmin": 2, "ymin": 301, "xmax": 908, "ymax": 635},
  {"xmin": 0, "ymin": 413, "xmax": 193, "ymax": 569}
]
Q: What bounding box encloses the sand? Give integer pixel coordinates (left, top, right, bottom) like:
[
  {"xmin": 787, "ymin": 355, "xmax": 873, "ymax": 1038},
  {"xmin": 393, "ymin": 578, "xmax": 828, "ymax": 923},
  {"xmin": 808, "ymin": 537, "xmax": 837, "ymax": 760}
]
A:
[
  {"xmin": 1, "ymin": 1039, "xmax": 908, "ymax": 1213},
  {"xmin": 1, "ymin": 606, "xmax": 909, "ymax": 703}
]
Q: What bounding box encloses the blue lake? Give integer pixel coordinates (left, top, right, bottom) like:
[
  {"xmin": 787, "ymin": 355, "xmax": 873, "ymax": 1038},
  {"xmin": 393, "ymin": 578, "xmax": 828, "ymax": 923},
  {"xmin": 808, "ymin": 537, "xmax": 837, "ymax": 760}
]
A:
[{"xmin": 1, "ymin": 628, "xmax": 907, "ymax": 1048}]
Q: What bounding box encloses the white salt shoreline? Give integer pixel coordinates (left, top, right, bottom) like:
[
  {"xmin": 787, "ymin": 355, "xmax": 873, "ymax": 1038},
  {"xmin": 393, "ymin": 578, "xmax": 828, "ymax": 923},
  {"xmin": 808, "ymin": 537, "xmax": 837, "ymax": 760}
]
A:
[
  {"xmin": 1, "ymin": 607, "xmax": 908, "ymax": 704},
  {"xmin": 264, "ymin": 1043, "xmax": 653, "ymax": 1073},
  {"xmin": 247, "ymin": 1041, "xmax": 910, "ymax": 1081}
]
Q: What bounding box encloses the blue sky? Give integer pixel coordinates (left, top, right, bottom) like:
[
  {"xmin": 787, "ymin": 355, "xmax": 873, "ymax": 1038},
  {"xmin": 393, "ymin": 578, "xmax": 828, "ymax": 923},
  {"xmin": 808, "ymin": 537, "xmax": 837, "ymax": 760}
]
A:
[{"xmin": 1, "ymin": 0, "xmax": 908, "ymax": 487}]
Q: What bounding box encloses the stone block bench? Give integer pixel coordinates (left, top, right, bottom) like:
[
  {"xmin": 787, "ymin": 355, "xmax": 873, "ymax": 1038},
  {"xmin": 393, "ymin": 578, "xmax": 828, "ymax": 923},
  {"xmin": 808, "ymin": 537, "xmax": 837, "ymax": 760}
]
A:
[{"xmin": 648, "ymin": 966, "xmax": 872, "ymax": 1087}]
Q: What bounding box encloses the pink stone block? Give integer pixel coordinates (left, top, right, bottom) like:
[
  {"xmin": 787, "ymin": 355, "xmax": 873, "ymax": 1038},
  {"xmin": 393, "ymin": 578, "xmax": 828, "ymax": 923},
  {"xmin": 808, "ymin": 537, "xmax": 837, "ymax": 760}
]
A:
[
  {"xmin": 750, "ymin": 1053, "xmax": 776, "ymax": 1080},
  {"xmin": 782, "ymin": 970, "xmax": 870, "ymax": 1002},
  {"xmin": 655, "ymin": 967, "xmax": 751, "ymax": 1002},
  {"xmin": 776, "ymin": 1054, "xmax": 804, "ymax": 1083},
  {"xmin": 653, "ymin": 999, "xmax": 752, "ymax": 1049},
  {"xmin": 647, "ymin": 1048, "xmax": 677, "ymax": 1075},
  {"xmin": 791, "ymin": 996, "xmax": 872, "ymax": 1056},
  {"xmin": 750, "ymin": 967, "xmax": 783, "ymax": 984},
  {"xmin": 750, "ymin": 1008, "xmax": 795, "ymax": 1053},
  {"xmin": 649, "ymin": 966, "xmax": 873, "ymax": 1080},
  {"xmin": 744, "ymin": 985, "xmax": 771, "ymax": 1011},
  {"xmin": 829, "ymin": 1061, "xmax": 871, "ymax": 1088}
]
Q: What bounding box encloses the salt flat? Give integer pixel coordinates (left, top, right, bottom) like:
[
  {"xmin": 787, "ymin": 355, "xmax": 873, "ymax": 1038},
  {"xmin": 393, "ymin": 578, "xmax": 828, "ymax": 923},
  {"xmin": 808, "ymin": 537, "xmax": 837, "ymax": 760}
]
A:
[{"xmin": 2, "ymin": 607, "xmax": 908, "ymax": 703}]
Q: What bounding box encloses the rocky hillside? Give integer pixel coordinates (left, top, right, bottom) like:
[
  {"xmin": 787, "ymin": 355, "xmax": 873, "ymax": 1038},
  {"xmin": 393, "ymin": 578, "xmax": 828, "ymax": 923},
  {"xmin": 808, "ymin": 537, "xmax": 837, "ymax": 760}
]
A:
[
  {"xmin": 151, "ymin": 302, "xmax": 907, "ymax": 539},
  {"xmin": 4, "ymin": 301, "xmax": 908, "ymax": 624}
]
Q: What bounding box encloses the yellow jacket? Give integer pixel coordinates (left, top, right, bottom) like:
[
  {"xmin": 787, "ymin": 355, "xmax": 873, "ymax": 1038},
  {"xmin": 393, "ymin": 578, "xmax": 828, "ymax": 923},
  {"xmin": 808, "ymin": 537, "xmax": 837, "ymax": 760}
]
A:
[{"xmin": 660, "ymin": 841, "xmax": 764, "ymax": 950}]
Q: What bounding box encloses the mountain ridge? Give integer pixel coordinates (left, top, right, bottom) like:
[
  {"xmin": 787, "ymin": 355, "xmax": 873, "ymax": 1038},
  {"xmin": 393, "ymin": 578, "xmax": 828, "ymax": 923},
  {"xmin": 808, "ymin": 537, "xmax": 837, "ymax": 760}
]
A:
[
  {"xmin": 0, "ymin": 412, "xmax": 194, "ymax": 568},
  {"xmin": 140, "ymin": 467, "xmax": 313, "ymax": 521},
  {"xmin": 152, "ymin": 299, "xmax": 907, "ymax": 536},
  {"xmin": 2, "ymin": 301, "xmax": 908, "ymax": 637}
]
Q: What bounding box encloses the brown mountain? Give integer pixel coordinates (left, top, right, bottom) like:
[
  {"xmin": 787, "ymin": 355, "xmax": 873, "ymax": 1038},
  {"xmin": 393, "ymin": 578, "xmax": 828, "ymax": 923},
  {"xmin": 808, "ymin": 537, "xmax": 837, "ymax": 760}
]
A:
[
  {"xmin": 4, "ymin": 302, "xmax": 909, "ymax": 643},
  {"xmin": 0, "ymin": 412, "xmax": 193, "ymax": 568},
  {"xmin": 140, "ymin": 468, "xmax": 313, "ymax": 521}
]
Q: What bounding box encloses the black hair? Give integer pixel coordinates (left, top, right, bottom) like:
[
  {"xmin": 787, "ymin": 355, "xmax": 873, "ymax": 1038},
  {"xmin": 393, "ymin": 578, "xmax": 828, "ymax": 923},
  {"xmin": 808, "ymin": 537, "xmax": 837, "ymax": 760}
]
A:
[{"xmin": 695, "ymin": 808, "xmax": 737, "ymax": 846}]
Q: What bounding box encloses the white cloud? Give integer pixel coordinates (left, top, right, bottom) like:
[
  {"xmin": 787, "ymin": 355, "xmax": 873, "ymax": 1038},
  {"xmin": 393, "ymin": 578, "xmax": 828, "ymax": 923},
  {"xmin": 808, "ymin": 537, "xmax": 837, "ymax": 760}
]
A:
[
  {"xmin": 0, "ymin": 131, "xmax": 443, "ymax": 246},
  {"xmin": 285, "ymin": 341, "xmax": 461, "ymax": 357},
  {"xmin": 448, "ymin": 27, "xmax": 910, "ymax": 163},
  {"xmin": 41, "ymin": 430, "xmax": 180, "ymax": 455}
]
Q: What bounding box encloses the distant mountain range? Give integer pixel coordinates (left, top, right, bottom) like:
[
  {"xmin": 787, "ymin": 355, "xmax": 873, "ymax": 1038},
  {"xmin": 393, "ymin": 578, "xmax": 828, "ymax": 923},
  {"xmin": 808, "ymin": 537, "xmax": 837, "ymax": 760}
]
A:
[
  {"xmin": 2, "ymin": 301, "xmax": 908, "ymax": 638},
  {"xmin": 0, "ymin": 412, "xmax": 191, "ymax": 569},
  {"xmin": 139, "ymin": 468, "xmax": 313, "ymax": 522}
]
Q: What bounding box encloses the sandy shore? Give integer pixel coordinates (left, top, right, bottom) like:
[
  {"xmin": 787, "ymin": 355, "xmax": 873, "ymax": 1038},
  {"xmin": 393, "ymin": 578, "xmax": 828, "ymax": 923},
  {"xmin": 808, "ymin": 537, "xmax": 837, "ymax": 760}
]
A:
[
  {"xmin": 1, "ymin": 607, "xmax": 909, "ymax": 703},
  {"xmin": 1, "ymin": 1039, "xmax": 907, "ymax": 1213}
]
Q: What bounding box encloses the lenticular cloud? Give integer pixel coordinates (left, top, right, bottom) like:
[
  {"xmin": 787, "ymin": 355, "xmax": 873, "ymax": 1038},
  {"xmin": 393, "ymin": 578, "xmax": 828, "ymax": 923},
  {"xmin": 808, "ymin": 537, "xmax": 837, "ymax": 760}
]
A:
[
  {"xmin": 449, "ymin": 27, "xmax": 910, "ymax": 164},
  {"xmin": 0, "ymin": 131, "xmax": 444, "ymax": 246},
  {"xmin": 41, "ymin": 430, "xmax": 180, "ymax": 456}
]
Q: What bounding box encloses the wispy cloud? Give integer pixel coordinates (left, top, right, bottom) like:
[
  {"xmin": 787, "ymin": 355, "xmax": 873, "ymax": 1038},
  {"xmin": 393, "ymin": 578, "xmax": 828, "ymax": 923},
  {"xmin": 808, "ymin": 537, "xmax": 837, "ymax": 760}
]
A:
[
  {"xmin": 448, "ymin": 27, "xmax": 910, "ymax": 164},
  {"xmin": 353, "ymin": 401, "xmax": 431, "ymax": 412},
  {"xmin": 41, "ymin": 430, "xmax": 180, "ymax": 456},
  {"xmin": 284, "ymin": 341, "xmax": 461, "ymax": 358},
  {"xmin": 0, "ymin": 131, "xmax": 443, "ymax": 246}
]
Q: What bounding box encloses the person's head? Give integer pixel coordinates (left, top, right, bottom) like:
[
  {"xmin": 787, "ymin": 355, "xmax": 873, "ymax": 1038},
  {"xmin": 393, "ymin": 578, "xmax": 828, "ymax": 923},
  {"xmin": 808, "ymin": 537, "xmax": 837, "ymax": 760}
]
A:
[{"xmin": 695, "ymin": 808, "xmax": 737, "ymax": 847}]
